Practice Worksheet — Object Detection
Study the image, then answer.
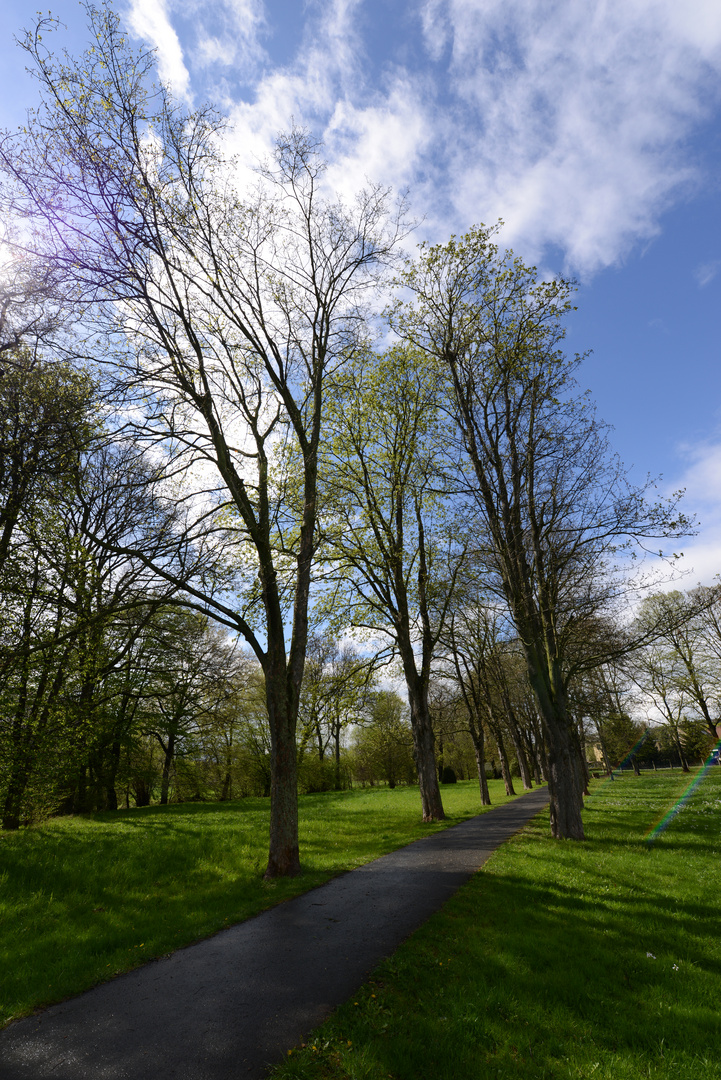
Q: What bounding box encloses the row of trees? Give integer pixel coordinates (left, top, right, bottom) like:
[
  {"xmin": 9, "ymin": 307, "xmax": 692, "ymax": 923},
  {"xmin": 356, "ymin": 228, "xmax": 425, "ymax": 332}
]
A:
[{"xmin": 0, "ymin": 3, "xmax": 713, "ymax": 874}]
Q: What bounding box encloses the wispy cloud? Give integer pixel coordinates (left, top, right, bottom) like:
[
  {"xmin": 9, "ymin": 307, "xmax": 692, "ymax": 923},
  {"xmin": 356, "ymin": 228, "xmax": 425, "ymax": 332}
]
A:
[
  {"xmin": 418, "ymin": 0, "xmax": 721, "ymax": 272},
  {"xmin": 661, "ymin": 440, "xmax": 721, "ymax": 586},
  {"xmin": 126, "ymin": 0, "xmax": 191, "ymax": 100},
  {"xmin": 125, "ymin": 0, "xmax": 721, "ymax": 276},
  {"xmin": 694, "ymin": 259, "xmax": 721, "ymax": 286}
]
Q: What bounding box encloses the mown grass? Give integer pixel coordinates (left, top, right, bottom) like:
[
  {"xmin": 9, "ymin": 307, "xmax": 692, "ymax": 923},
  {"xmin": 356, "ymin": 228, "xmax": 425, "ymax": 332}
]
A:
[
  {"xmin": 0, "ymin": 779, "xmax": 518, "ymax": 1028},
  {"xmin": 272, "ymin": 769, "xmax": 721, "ymax": 1080}
]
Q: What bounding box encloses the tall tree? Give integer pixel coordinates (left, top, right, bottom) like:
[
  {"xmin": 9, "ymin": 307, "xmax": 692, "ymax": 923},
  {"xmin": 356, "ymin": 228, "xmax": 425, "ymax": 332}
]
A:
[
  {"xmin": 1, "ymin": 5, "xmax": 401, "ymax": 873},
  {"xmin": 638, "ymin": 591, "xmax": 720, "ymax": 741},
  {"xmin": 392, "ymin": 225, "xmax": 689, "ymax": 839},
  {"xmin": 321, "ymin": 345, "xmax": 464, "ymax": 821}
]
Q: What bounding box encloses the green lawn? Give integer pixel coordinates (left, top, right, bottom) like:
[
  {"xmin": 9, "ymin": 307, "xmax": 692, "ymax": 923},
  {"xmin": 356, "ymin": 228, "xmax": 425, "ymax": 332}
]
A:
[
  {"xmin": 0, "ymin": 779, "xmax": 518, "ymax": 1028},
  {"xmin": 272, "ymin": 769, "xmax": 721, "ymax": 1080}
]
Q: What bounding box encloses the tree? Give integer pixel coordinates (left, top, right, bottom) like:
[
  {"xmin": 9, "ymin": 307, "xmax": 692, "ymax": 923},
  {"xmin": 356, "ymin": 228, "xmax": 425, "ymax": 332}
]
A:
[
  {"xmin": 392, "ymin": 224, "xmax": 689, "ymax": 839},
  {"xmin": 0, "ymin": 431, "xmax": 189, "ymax": 827},
  {"xmin": 0, "ymin": 349, "xmax": 93, "ymax": 579},
  {"xmin": 297, "ymin": 633, "xmax": 375, "ymax": 789},
  {"xmin": 1, "ymin": 5, "xmax": 402, "ymax": 873},
  {"xmin": 638, "ymin": 591, "xmax": 720, "ymax": 741},
  {"xmin": 442, "ymin": 594, "xmax": 539, "ymax": 801},
  {"xmin": 352, "ymin": 690, "xmax": 415, "ymax": 788},
  {"xmin": 140, "ymin": 611, "xmax": 221, "ymax": 805},
  {"xmin": 321, "ymin": 345, "xmax": 464, "ymax": 821}
]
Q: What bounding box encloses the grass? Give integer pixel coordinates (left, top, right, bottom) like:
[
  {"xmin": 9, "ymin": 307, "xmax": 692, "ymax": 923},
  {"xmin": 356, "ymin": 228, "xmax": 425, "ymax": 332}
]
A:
[
  {"xmin": 271, "ymin": 769, "xmax": 721, "ymax": 1080},
  {"xmin": 0, "ymin": 778, "xmax": 519, "ymax": 1028}
]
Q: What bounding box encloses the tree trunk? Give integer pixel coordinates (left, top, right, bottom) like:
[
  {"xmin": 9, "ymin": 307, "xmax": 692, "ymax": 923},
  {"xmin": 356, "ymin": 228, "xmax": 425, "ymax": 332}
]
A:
[
  {"xmin": 488, "ymin": 719, "xmax": 515, "ymax": 796},
  {"xmin": 573, "ymin": 723, "xmax": 590, "ymax": 795},
  {"xmin": 437, "ymin": 728, "xmax": 445, "ymax": 782},
  {"xmin": 409, "ymin": 694, "xmax": 445, "ymax": 820},
  {"xmin": 526, "ymin": 654, "xmax": 585, "ymax": 839},
  {"xmin": 72, "ymin": 765, "xmax": 88, "ymax": 815},
  {"xmin": 264, "ymin": 671, "xmax": 301, "ymax": 878},
  {"xmin": 104, "ymin": 740, "xmax": 121, "ymax": 811},
  {"xmin": 469, "ymin": 718, "xmax": 491, "ymax": 805},
  {"xmin": 505, "ymin": 708, "xmax": 533, "ymax": 790},
  {"xmin": 519, "ymin": 719, "xmax": 541, "ymax": 785},
  {"xmin": 2, "ymin": 718, "xmax": 32, "ymax": 830},
  {"xmin": 675, "ymin": 732, "xmax": 690, "ymax": 773},
  {"xmin": 334, "ymin": 727, "xmax": 342, "ymax": 790},
  {"xmin": 160, "ymin": 732, "xmax": 175, "ymax": 805},
  {"xmin": 497, "ymin": 736, "xmax": 515, "ymax": 797},
  {"xmin": 529, "ymin": 711, "xmax": 548, "ymax": 782},
  {"xmin": 405, "ymin": 675, "xmax": 445, "ymax": 820},
  {"xmin": 2, "ymin": 764, "xmax": 26, "ymax": 830},
  {"xmin": 543, "ymin": 714, "xmax": 585, "ymax": 839},
  {"xmin": 396, "ymin": 633, "xmax": 444, "ymax": 821},
  {"xmin": 594, "ymin": 719, "xmax": 614, "ymax": 778},
  {"xmin": 134, "ymin": 779, "xmax": 151, "ymax": 807}
]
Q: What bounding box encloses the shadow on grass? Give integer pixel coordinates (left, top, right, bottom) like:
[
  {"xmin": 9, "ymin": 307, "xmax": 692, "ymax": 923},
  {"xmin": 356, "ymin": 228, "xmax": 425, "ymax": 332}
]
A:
[
  {"xmin": 276, "ymin": 774, "xmax": 721, "ymax": 1080},
  {"xmin": 283, "ymin": 867, "xmax": 720, "ymax": 1080}
]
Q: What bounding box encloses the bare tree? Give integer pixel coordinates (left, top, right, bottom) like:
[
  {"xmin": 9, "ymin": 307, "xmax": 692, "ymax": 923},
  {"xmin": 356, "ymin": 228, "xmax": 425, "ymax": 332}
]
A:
[{"xmin": 1, "ymin": 7, "xmax": 402, "ymax": 874}]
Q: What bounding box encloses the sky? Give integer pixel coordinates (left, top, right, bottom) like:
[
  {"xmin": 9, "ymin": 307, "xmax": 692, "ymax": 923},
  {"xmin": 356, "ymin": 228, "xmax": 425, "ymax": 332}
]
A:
[{"xmin": 1, "ymin": 0, "xmax": 720, "ymax": 587}]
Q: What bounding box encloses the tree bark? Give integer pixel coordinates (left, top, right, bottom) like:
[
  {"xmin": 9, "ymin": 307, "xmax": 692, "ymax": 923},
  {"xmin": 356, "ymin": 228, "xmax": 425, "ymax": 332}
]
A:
[
  {"xmin": 469, "ymin": 718, "xmax": 491, "ymax": 805},
  {"xmin": 504, "ymin": 704, "xmax": 533, "ymax": 790},
  {"xmin": 487, "ymin": 717, "xmax": 515, "ymax": 797},
  {"xmin": 399, "ymin": 656, "xmax": 444, "ymax": 820},
  {"xmin": 264, "ymin": 668, "xmax": 301, "ymax": 877},
  {"xmin": 160, "ymin": 732, "xmax": 175, "ymax": 805},
  {"xmin": 525, "ymin": 651, "xmax": 585, "ymax": 839},
  {"xmin": 543, "ymin": 714, "xmax": 585, "ymax": 839},
  {"xmin": 409, "ymin": 693, "xmax": 445, "ymax": 820}
]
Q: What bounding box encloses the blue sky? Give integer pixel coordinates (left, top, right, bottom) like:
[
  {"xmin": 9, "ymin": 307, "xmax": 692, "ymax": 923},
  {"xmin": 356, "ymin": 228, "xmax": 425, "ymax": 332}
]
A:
[{"xmin": 1, "ymin": 0, "xmax": 720, "ymax": 584}]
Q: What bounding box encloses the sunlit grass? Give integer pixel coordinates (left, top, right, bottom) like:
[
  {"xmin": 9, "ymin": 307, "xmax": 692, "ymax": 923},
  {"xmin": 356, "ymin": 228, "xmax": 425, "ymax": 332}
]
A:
[
  {"xmin": 0, "ymin": 779, "xmax": 517, "ymax": 1028},
  {"xmin": 272, "ymin": 770, "xmax": 721, "ymax": 1080}
]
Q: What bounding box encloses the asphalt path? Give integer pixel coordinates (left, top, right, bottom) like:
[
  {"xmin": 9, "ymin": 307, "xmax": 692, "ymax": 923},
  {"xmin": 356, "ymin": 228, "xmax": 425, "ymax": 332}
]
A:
[{"xmin": 0, "ymin": 786, "xmax": 549, "ymax": 1080}]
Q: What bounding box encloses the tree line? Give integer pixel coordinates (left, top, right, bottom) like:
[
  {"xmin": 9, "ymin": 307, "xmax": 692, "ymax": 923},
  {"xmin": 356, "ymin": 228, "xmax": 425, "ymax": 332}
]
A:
[{"xmin": 0, "ymin": 3, "xmax": 715, "ymax": 875}]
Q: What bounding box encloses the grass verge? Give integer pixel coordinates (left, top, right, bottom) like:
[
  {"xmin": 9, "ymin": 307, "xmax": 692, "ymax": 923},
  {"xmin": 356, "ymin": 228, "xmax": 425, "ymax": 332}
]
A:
[
  {"xmin": 271, "ymin": 769, "xmax": 721, "ymax": 1080},
  {"xmin": 0, "ymin": 779, "xmax": 518, "ymax": 1028}
]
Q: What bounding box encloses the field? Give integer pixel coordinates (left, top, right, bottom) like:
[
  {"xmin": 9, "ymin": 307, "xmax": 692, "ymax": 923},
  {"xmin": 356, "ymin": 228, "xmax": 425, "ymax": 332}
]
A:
[
  {"xmin": 272, "ymin": 769, "xmax": 721, "ymax": 1080},
  {"xmin": 0, "ymin": 779, "xmax": 517, "ymax": 1028}
]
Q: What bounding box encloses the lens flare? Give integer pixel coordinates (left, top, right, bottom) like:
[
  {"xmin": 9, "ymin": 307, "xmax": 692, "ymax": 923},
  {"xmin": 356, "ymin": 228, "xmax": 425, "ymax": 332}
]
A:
[
  {"xmin": 585, "ymin": 730, "xmax": 651, "ymax": 797},
  {"xmin": 645, "ymin": 741, "xmax": 721, "ymax": 845}
]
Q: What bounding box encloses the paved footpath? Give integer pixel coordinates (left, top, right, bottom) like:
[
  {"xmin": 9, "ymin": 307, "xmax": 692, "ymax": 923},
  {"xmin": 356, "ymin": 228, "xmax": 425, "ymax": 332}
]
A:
[{"xmin": 0, "ymin": 786, "xmax": 549, "ymax": 1080}]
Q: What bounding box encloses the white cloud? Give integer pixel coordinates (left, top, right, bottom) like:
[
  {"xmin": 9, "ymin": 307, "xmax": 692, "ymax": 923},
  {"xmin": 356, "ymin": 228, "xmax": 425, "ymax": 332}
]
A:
[
  {"xmin": 126, "ymin": 0, "xmax": 192, "ymax": 100},
  {"xmin": 659, "ymin": 440, "xmax": 721, "ymax": 587},
  {"xmin": 224, "ymin": 0, "xmax": 372, "ymax": 185},
  {"xmin": 417, "ymin": 0, "xmax": 721, "ymax": 272},
  {"xmin": 695, "ymin": 259, "xmax": 721, "ymax": 286},
  {"xmin": 124, "ymin": 0, "xmax": 721, "ymax": 275},
  {"xmin": 323, "ymin": 78, "xmax": 433, "ymax": 203},
  {"xmin": 420, "ymin": 0, "xmax": 450, "ymax": 61},
  {"xmin": 188, "ymin": 0, "xmax": 267, "ymax": 79}
]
